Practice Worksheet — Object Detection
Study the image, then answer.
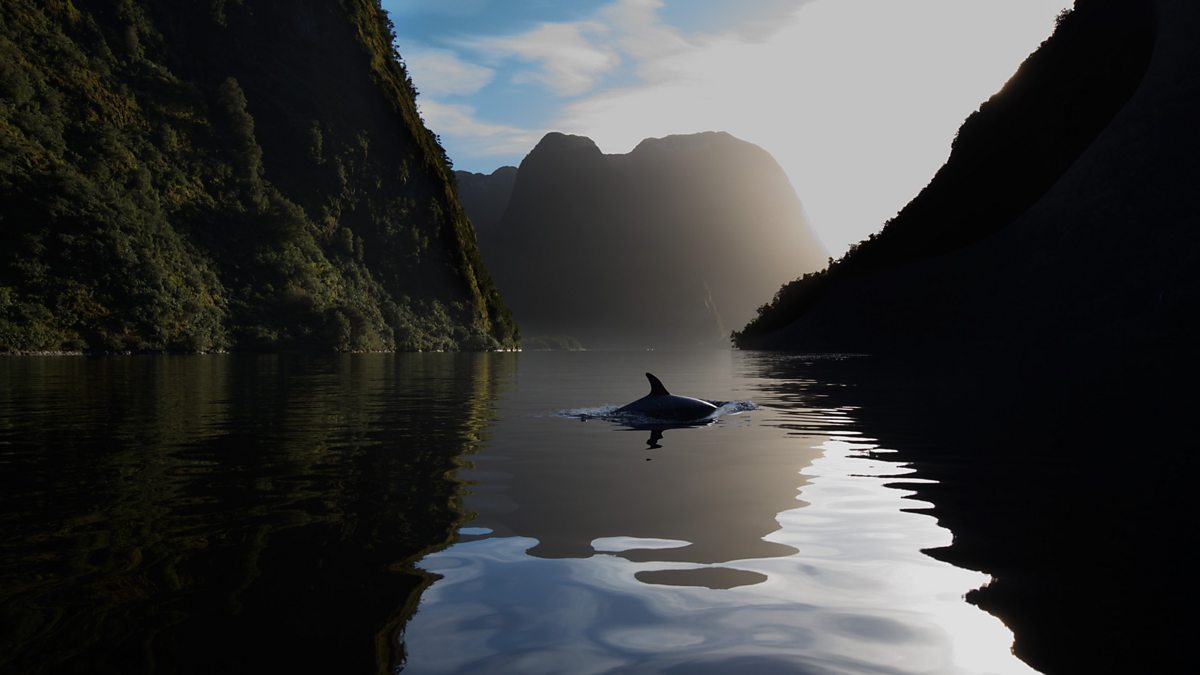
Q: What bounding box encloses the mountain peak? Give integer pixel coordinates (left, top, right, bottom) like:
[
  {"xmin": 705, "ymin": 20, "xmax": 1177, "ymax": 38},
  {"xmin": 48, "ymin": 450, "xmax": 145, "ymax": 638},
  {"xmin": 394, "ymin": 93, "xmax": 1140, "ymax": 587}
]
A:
[
  {"xmin": 529, "ymin": 132, "xmax": 602, "ymax": 157},
  {"xmin": 630, "ymin": 131, "xmax": 740, "ymax": 154},
  {"xmin": 461, "ymin": 129, "xmax": 826, "ymax": 349}
]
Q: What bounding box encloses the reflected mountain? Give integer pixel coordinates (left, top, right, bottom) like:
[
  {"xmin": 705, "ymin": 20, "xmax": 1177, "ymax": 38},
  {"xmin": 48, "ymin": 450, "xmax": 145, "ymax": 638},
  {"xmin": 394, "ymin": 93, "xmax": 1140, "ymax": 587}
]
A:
[
  {"xmin": 402, "ymin": 351, "xmax": 1037, "ymax": 674},
  {"xmin": 743, "ymin": 350, "xmax": 1197, "ymax": 674},
  {"xmin": 455, "ymin": 356, "xmax": 810, "ymax": 575},
  {"xmin": 0, "ymin": 354, "xmax": 515, "ymax": 675}
]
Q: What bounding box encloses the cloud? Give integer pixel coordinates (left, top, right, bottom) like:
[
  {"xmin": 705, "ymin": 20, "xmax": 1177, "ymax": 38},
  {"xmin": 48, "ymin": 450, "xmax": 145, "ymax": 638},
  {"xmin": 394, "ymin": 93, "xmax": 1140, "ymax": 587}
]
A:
[
  {"xmin": 406, "ymin": 0, "xmax": 676, "ymax": 172},
  {"xmin": 597, "ymin": 0, "xmax": 690, "ymax": 63},
  {"xmin": 416, "ymin": 99, "xmax": 541, "ymax": 157},
  {"xmin": 403, "ymin": 47, "xmax": 495, "ymax": 97},
  {"xmin": 460, "ymin": 21, "xmax": 619, "ymax": 97}
]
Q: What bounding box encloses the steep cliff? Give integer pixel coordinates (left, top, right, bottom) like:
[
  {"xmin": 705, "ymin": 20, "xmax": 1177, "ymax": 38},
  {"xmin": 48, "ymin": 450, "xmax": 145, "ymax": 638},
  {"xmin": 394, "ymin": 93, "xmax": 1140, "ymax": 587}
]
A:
[
  {"xmin": 733, "ymin": 2, "xmax": 1200, "ymax": 671},
  {"xmin": 0, "ymin": 0, "xmax": 516, "ymax": 352},
  {"xmin": 735, "ymin": 0, "xmax": 1192, "ymax": 359},
  {"xmin": 462, "ymin": 131, "xmax": 826, "ymax": 349}
]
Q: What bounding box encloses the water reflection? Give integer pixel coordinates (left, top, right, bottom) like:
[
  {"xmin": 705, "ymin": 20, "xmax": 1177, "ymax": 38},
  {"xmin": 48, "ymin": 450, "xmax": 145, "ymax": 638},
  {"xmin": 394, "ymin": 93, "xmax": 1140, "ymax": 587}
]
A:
[
  {"xmin": 0, "ymin": 354, "xmax": 513, "ymax": 675},
  {"xmin": 402, "ymin": 351, "xmax": 1037, "ymax": 674},
  {"xmin": 2, "ymin": 351, "xmax": 1044, "ymax": 673},
  {"xmin": 616, "ymin": 422, "xmax": 714, "ymax": 450}
]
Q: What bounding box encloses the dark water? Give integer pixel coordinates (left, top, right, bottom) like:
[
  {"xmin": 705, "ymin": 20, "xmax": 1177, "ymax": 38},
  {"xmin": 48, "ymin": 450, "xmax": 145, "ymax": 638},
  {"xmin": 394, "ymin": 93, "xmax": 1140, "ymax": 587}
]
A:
[
  {"xmin": 1, "ymin": 352, "xmax": 1036, "ymax": 674},
  {"xmin": 0, "ymin": 354, "xmax": 512, "ymax": 674}
]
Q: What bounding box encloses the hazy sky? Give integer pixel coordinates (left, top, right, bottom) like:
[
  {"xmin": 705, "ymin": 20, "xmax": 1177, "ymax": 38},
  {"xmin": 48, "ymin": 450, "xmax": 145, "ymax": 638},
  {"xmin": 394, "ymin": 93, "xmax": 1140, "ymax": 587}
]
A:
[{"xmin": 385, "ymin": 0, "xmax": 1070, "ymax": 256}]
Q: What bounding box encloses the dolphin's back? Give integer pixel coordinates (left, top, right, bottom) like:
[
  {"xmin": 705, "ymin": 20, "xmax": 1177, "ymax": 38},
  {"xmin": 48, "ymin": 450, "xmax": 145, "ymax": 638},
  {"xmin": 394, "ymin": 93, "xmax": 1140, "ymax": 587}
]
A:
[{"xmin": 616, "ymin": 372, "xmax": 718, "ymax": 421}]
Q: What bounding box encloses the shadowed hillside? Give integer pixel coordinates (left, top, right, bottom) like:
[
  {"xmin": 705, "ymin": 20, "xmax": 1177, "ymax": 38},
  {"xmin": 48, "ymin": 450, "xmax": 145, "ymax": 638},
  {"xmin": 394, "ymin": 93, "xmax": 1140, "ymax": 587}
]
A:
[
  {"xmin": 735, "ymin": 1, "xmax": 1200, "ymax": 672},
  {"xmin": 0, "ymin": 0, "xmax": 516, "ymax": 353},
  {"xmin": 456, "ymin": 166, "xmax": 517, "ymax": 234},
  {"xmin": 734, "ymin": 0, "xmax": 1188, "ymax": 356},
  {"xmin": 460, "ymin": 131, "xmax": 826, "ymax": 349}
]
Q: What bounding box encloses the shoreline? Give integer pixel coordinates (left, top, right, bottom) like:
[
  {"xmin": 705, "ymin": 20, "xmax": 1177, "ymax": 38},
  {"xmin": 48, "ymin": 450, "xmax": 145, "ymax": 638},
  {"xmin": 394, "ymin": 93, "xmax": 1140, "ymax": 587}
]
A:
[{"xmin": 0, "ymin": 348, "xmax": 524, "ymax": 357}]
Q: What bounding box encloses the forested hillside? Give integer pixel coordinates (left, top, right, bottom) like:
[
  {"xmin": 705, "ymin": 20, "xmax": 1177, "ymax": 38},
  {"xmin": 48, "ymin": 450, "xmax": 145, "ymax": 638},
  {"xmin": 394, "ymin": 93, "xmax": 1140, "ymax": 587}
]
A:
[{"xmin": 0, "ymin": 0, "xmax": 517, "ymax": 353}]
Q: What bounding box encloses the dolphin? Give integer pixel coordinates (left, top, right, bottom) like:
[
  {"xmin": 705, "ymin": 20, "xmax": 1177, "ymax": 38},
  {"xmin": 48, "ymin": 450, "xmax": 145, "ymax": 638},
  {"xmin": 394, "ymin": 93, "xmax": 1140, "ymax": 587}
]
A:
[{"xmin": 615, "ymin": 373, "xmax": 719, "ymax": 422}]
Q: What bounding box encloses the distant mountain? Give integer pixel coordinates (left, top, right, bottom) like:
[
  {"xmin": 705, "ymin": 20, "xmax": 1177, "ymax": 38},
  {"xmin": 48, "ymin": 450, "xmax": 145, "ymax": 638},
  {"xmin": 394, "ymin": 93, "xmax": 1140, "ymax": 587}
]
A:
[
  {"xmin": 455, "ymin": 166, "xmax": 517, "ymax": 234},
  {"xmin": 734, "ymin": 0, "xmax": 1195, "ymax": 358},
  {"xmin": 0, "ymin": 0, "xmax": 516, "ymax": 353},
  {"xmin": 459, "ymin": 131, "xmax": 826, "ymax": 349}
]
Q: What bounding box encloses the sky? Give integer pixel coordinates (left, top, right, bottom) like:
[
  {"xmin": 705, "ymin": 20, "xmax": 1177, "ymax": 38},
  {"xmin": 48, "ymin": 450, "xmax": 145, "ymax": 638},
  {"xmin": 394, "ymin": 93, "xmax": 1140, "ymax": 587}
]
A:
[{"xmin": 384, "ymin": 0, "xmax": 1071, "ymax": 256}]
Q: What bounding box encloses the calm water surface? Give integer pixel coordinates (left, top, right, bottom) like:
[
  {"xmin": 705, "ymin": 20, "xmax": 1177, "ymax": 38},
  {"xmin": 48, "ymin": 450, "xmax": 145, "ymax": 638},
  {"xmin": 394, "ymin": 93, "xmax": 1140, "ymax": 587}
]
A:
[{"xmin": 0, "ymin": 351, "xmax": 1037, "ymax": 674}]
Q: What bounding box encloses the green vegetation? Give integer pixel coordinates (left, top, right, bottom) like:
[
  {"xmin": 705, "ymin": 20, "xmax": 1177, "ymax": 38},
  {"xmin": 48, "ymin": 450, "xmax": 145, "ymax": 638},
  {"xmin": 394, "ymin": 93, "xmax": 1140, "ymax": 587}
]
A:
[{"xmin": 0, "ymin": 0, "xmax": 517, "ymax": 353}]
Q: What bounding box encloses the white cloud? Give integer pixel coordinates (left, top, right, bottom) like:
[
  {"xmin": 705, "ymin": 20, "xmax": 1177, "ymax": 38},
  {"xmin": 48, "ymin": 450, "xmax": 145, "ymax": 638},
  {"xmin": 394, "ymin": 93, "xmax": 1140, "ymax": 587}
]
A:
[
  {"xmin": 403, "ymin": 47, "xmax": 494, "ymax": 97},
  {"xmin": 416, "ymin": 99, "xmax": 541, "ymax": 157},
  {"xmin": 461, "ymin": 21, "xmax": 620, "ymax": 96},
  {"xmin": 597, "ymin": 0, "xmax": 690, "ymax": 64}
]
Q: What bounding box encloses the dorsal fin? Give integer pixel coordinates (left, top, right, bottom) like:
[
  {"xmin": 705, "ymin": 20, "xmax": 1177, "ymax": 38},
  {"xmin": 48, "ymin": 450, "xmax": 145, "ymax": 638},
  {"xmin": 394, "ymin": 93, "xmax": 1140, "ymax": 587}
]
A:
[{"xmin": 646, "ymin": 372, "xmax": 670, "ymax": 396}]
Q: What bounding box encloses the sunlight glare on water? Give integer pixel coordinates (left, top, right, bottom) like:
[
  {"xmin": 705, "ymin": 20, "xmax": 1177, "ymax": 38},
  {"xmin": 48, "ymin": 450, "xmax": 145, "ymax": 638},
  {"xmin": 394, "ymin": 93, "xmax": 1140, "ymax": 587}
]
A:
[
  {"xmin": 0, "ymin": 351, "xmax": 1039, "ymax": 673},
  {"xmin": 400, "ymin": 351, "xmax": 1039, "ymax": 674}
]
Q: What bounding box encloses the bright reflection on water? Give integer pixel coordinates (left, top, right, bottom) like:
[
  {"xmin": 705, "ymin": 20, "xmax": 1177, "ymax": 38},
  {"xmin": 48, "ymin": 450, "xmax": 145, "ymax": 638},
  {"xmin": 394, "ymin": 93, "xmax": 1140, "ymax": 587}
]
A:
[
  {"xmin": 0, "ymin": 351, "xmax": 1040, "ymax": 673},
  {"xmin": 402, "ymin": 351, "xmax": 1038, "ymax": 674}
]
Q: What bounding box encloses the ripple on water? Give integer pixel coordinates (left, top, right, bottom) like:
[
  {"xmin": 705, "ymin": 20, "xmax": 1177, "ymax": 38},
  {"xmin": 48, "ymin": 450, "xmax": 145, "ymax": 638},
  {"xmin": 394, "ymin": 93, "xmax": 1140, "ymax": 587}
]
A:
[{"xmin": 402, "ymin": 352, "xmax": 1039, "ymax": 675}]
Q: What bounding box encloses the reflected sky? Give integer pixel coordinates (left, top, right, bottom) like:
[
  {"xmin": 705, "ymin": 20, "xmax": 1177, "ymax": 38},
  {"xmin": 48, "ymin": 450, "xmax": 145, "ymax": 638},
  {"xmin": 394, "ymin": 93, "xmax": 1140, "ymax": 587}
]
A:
[{"xmin": 402, "ymin": 351, "xmax": 1038, "ymax": 674}]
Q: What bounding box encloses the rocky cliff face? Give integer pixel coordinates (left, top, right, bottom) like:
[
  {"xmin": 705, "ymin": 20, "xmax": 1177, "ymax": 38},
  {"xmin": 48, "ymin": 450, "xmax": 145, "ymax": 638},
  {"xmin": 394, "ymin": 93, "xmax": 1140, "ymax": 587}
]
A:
[
  {"xmin": 0, "ymin": 0, "xmax": 516, "ymax": 352},
  {"xmin": 459, "ymin": 131, "xmax": 826, "ymax": 349}
]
